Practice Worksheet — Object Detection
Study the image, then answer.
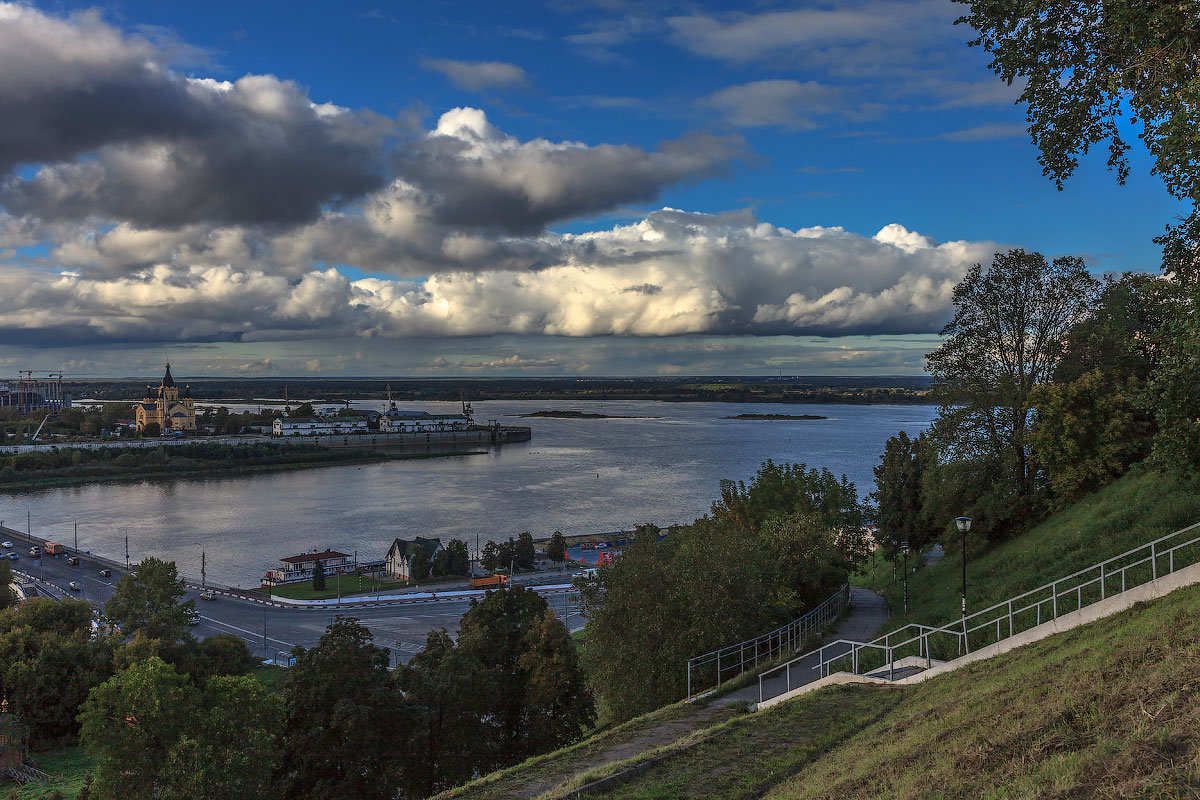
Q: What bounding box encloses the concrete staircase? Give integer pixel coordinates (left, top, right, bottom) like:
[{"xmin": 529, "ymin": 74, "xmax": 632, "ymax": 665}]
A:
[{"xmin": 757, "ymin": 522, "xmax": 1200, "ymax": 710}]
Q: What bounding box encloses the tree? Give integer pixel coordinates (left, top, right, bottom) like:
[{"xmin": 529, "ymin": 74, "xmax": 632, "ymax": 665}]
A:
[
  {"xmin": 956, "ymin": 0, "xmax": 1200, "ymax": 278},
  {"xmin": 0, "ymin": 599, "xmax": 113, "ymax": 749},
  {"xmin": 1148, "ymin": 287, "xmax": 1200, "ymax": 473},
  {"xmin": 1030, "ymin": 370, "xmax": 1151, "ymax": 505},
  {"xmin": 409, "ymin": 546, "xmax": 430, "ymax": 582},
  {"xmin": 453, "ymin": 587, "xmax": 593, "ymax": 770},
  {"xmin": 516, "ymin": 531, "xmax": 536, "ymax": 570},
  {"xmin": 278, "ymin": 617, "xmax": 414, "ymax": 800},
  {"xmin": 871, "ymin": 431, "xmax": 937, "ymax": 559},
  {"xmin": 158, "ymin": 675, "xmax": 284, "ymax": 800},
  {"xmin": 0, "ymin": 557, "xmax": 15, "ymax": 610},
  {"xmin": 311, "ymin": 559, "xmax": 326, "ymax": 591},
  {"xmin": 141, "ymin": 421, "xmax": 161, "ymax": 437},
  {"xmin": 547, "ymin": 532, "xmax": 568, "ymax": 566},
  {"xmin": 78, "ymin": 657, "xmax": 198, "ymax": 800},
  {"xmin": 400, "ymin": 629, "xmax": 494, "ymax": 796},
  {"xmin": 481, "ymin": 541, "xmax": 499, "ymax": 572},
  {"xmin": 103, "ymin": 557, "xmax": 194, "ymax": 642},
  {"xmin": 444, "ymin": 539, "xmax": 471, "ymax": 576},
  {"xmin": 926, "ymin": 249, "xmax": 1099, "ymax": 537}
]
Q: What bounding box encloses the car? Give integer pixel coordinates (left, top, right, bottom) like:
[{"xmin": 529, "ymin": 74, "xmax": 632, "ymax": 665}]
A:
[
  {"xmin": 1, "ymin": 541, "xmax": 11, "ymax": 548},
  {"xmin": 186, "ymin": 609, "xmax": 201, "ymax": 626},
  {"xmin": 68, "ymin": 581, "xmax": 81, "ymax": 592},
  {"xmin": 4, "ymin": 552, "xmax": 16, "ymax": 561},
  {"xmin": 199, "ymin": 591, "xmax": 215, "ymax": 601},
  {"xmin": 98, "ymin": 568, "xmax": 112, "ymax": 578},
  {"xmin": 66, "ymin": 556, "xmax": 79, "ymax": 566},
  {"xmin": 28, "ymin": 547, "xmax": 40, "ymax": 558}
]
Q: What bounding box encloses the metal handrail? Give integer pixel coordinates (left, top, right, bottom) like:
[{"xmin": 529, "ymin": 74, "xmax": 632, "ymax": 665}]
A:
[
  {"xmin": 686, "ymin": 584, "xmax": 849, "ymax": 699},
  {"xmin": 758, "ymin": 521, "xmax": 1200, "ymax": 704}
]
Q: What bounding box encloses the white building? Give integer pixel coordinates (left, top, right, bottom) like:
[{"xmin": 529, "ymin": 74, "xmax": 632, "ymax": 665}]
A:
[
  {"xmin": 378, "ymin": 410, "xmax": 471, "ymax": 433},
  {"xmin": 272, "ymin": 416, "xmax": 369, "ymax": 436},
  {"xmin": 262, "ymin": 549, "xmax": 354, "ymax": 586}
]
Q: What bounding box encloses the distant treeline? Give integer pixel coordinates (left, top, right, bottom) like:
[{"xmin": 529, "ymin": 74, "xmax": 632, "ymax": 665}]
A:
[
  {"xmin": 65, "ymin": 376, "xmax": 933, "ymax": 405},
  {"xmin": 0, "ymin": 442, "xmax": 394, "ymax": 489}
]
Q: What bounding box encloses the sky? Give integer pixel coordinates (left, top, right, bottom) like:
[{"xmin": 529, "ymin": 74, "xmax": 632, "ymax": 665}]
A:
[{"xmin": 0, "ymin": 0, "xmax": 1182, "ymax": 379}]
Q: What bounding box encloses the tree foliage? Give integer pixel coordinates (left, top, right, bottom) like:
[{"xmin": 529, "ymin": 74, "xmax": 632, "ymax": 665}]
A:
[
  {"xmin": 311, "ymin": 559, "xmax": 326, "ymax": 591},
  {"xmin": 79, "ymin": 657, "xmax": 282, "ymax": 800},
  {"xmin": 583, "ymin": 461, "xmax": 866, "ymax": 721},
  {"xmin": 956, "ymin": 0, "xmax": 1200, "ymax": 277},
  {"xmin": 278, "ymin": 617, "xmax": 413, "ymax": 800},
  {"xmin": 103, "ymin": 557, "xmax": 194, "ymax": 642},
  {"xmin": 871, "ymin": 431, "xmax": 937, "ymax": 557},
  {"xmin": 547, "ymin": 531, "xmax": 568, "ymax": 564},
  {"xmin": 402, "ymin": 586, "xmax": 594, "ymax": 793},
  {"xmin": 0, "ymin": 557, "xmax": 15, "ymax": 610},
  {"xmin": 926, "ymin": 249, "xmax": 1098, "ymax": 537}
]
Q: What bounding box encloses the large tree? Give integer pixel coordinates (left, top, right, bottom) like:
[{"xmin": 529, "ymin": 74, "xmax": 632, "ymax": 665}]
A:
[
  {"xmin": 926, "ymin": 249, "xmax": 1098, "ymax": 536},
  {"xmin": 871, "ymin": 431, "xmax": 937, "ymax": 558},
  {"xmin": 103, "ymin": 557, "xmax": 194, "ymax": 642},
  {"xmin": 277, "ymin": 617, "xmax": 414, "ymax": 800},
  {"xmin": 956, "ymin": 0, "xmax": 1200, "ymax": 278}
]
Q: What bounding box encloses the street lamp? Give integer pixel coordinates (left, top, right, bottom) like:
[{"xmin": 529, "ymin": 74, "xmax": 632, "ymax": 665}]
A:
[
  {"xmin": 899, "ymin": 541, "xmax": 910, "ymax": 614},
  {"xmin": 955, "ymin": 516, "xmax": 972, "ymax": 619}
]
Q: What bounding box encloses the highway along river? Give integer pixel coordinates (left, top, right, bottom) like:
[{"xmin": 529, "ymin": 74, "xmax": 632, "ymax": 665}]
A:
[{"xmin": 1, "ymin": 400, "xmax": 936, "ymax": 587}]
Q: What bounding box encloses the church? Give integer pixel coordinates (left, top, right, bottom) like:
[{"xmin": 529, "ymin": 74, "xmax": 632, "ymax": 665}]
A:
[{"xmin": 135, "ymin": 363, "xmax": 197, "ymax": 433}]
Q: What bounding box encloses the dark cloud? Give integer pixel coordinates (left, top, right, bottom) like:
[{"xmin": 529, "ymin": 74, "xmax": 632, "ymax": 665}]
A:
[
  {"xmin": 0, "ymin": 5, "xmax": 391, "ymax": 227},
  {"xmin": 393, "ymin": 108, "xmax": 746, "ymax": 234}
]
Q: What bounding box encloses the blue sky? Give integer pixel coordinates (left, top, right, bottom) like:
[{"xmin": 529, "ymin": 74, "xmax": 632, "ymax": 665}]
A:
[{"xmin": 0, "ymin": 1, "xmax": 1180, "ymax": 378}]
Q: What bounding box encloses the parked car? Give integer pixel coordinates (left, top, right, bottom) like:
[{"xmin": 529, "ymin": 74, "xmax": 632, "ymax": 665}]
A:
[
  {"xmin": 66, "ymin": 556, "xmax": 79, "ymax": 566},
  {"xmin": 1, "ymin": 540, "xmax": 12, "ymax": 548},
  {"xmin": 68, "ymin": 581, "xmax": 81, "ymax": 592},
  {"xmin": 98, "ymin": 568, "xmax": 112, "ymax": 578}
]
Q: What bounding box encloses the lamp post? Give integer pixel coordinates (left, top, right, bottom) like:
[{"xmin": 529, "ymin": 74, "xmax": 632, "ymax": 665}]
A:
[
  {"xmin": 900, "ymin": 541, "xmax": 910, "ymax": 614},
  {"xmin": 956, "ymin": 516, "xmax": 972, "ymax": 651}
]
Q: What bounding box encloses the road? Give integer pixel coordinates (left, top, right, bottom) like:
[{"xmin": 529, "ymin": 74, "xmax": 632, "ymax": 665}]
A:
[{"xmin": 2, "ymin": 525, "xmax": 585, "ymax": 665}]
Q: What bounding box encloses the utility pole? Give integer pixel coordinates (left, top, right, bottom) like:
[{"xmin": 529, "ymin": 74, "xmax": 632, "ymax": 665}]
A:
[
  {"xmin": 201, "ymin": 551, "xmax": 207, "ymax": 590},
  {"xmin": 125, "ymin": 532, "xmax": 129, "ymax": 568},
  {"xmin": 263, "ymin": 609, "xmax": 268, "ymax": 661}
]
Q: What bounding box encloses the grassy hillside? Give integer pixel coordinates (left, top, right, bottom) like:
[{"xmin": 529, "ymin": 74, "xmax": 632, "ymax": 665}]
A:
[
  {"xmin": 592, "ymin": 581, "xmax": 1200, "ymax": 799},
  {"xmin": 865, "ymin": 467, "xmax": 1200, "ymax": 633}
]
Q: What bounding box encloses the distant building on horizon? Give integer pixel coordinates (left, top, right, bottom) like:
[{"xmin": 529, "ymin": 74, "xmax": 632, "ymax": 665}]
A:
[{"xmin": 136, "ymin": 363, "xmax": 196, "ymax": 433}]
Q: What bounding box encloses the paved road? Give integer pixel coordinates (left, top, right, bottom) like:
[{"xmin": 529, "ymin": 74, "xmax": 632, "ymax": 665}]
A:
[{"xmin": 2, "ymin": 525, "xmax": 584, "ymax": 665}]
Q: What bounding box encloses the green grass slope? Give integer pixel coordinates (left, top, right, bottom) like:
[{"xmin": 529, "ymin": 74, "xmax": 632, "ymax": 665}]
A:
[
  {"xmin": 598, "ymin": 581, "xmax": 1200, "ymax": 800},
  {"xmin": 766, "ymin": 581, "xmax": 1200, "ymax": 799},
  {"xmin": 866, "ymin": 468, "xmax": 1200, "ymax": 633}
]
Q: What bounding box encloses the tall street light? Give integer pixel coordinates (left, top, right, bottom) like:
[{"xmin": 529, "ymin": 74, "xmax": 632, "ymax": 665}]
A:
[
  {"xmin": 956, "ymin": 516, "xmax": 972, "ymax": 651},
  {"xmin": 900, "ymin": 541, "xmax": 910, "ymax": 614}
]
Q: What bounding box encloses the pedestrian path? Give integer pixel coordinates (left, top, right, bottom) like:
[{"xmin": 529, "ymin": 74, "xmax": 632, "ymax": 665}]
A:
[{"xmin": 716, "ymin": 586, "xmax": 888, "ymax": 705}]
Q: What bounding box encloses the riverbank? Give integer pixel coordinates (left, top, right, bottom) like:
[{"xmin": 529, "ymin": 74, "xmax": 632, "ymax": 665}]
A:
[
  {"xmin": 0, "ymin": 443, "xmax": 485, "ymax": 492},
  {"xmin": 723, "ymin": 413, "xmax": 828, "ymax": 421}
]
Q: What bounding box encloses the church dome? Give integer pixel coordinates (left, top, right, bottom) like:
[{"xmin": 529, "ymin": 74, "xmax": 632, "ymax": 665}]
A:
[{"xmin": 162, "ymin": 363, "xmax": 175, "ymax": 388}]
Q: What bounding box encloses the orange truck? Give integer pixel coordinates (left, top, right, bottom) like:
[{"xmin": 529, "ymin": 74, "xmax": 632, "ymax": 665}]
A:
[
  {"xmin": 43, "ymin": 541, "xmax": 64, "ymax": 555},
  {"xmin": 469, "ymin": 574, "xmax": 509, "ymax": 589}
]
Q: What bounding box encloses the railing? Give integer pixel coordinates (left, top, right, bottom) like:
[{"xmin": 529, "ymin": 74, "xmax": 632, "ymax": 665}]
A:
[
  {"xmin": 759, "ymin": 520, "xmax": 1200, "ymax": 704},
  {"xmin": 687, "ymin": 584, "xmax": 849, "ymax": 700}
]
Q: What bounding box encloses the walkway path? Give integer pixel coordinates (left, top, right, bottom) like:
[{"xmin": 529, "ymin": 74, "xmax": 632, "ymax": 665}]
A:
[{"xmin": 716, "ymin": 587, "xmax": 889, "ymax": 705}]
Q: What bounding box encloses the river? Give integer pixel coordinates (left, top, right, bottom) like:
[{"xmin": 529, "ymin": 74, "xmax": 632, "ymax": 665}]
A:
[{"xmin": 0, "ymin": 400, "xmax": 936, "ymax": 587}]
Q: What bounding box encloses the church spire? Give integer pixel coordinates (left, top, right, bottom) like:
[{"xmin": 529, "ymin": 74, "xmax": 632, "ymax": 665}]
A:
[{"xmin": 162, "ymin": 363, "xmax": 175, "ymax": 388}]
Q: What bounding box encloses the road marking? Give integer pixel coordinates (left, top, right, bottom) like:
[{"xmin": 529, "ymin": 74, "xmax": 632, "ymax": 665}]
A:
[{"xmin": 200, "ymin": 616, "xmax": 295, "ymax": 649}]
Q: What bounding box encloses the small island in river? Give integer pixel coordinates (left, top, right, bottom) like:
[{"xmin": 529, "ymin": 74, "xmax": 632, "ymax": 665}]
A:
[
  {"xmin": 513, "ymin": 410, "xmax": 650, "ymax": 419},
  {"xmin": 723, "ymin": 413, "xmax": 828, "ymax": 421}
]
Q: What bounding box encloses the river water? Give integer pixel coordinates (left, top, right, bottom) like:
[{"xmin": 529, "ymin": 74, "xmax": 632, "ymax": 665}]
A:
[{"xmin": 1, "ymin": 400, "xmax": 936, "ymax": 587}]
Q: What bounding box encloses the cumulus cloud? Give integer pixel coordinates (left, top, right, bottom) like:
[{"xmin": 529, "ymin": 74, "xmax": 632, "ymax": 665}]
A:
[
  {"xmin": 391, "ymin": 108, "xmax": 745, "ymax": 234},
  {"xmin": 0, "ymin": 4, "xmax": 392, "ymax": 227},
  {"xmin": 0, "ymin": 209, "xmax": 995, "ymax": 345},
  {"xmin": 421, "ymin": 58, "xmax": 532, "ymax": 91}
]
